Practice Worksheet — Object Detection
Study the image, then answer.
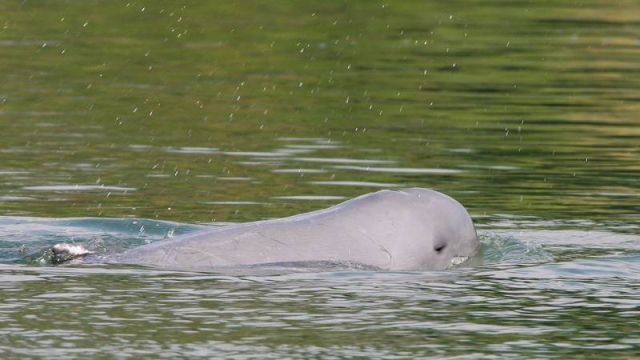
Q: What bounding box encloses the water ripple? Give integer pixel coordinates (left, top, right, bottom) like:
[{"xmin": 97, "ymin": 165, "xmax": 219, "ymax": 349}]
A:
[
  {"xmin": 23, "ymin": 185, "xmax": 136, "ymax": 192},
  {"xmin": 333, "ymin": 165, "xmax": 462, "ymax": 174},
  {"xmin": 309, "ymin": 181, "xmax": 401, "ymax": 187}
]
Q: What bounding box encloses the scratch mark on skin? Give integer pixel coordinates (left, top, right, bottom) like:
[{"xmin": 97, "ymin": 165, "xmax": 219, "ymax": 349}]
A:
[
  {"xmin": 186, "ymin": 246, "xmax": 232, "ymax": 266},
  {"xmin": 354, "ymin": 227, "xmax": 393, "ymax": 267},
  {"xmin": 378, "ymin": 245, "xmax": 393, "ymax": 266},
  {"xmin": 161, "ymin": 245, "xmax": 177, "ymax": 264},
  {"xmin": 257, "ymin": 230, "xmax": 292, "ymax": 248},
  {"xmin": 258, "ymin": 231, "xmax": 306, "ymax": 261}
]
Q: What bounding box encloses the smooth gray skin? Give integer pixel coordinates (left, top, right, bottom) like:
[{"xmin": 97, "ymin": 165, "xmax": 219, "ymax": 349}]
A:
[{"xmin": 108, "ymin": 188, "xmax": 479, "ymax": 271}]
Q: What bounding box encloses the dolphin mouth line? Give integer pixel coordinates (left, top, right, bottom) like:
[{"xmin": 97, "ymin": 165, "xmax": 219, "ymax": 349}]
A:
[{"xmin": 448, "ymin": 256, "xmax": 471, "ymax": 269}]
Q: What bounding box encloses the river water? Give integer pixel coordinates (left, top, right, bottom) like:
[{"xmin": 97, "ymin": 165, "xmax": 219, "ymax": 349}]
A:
[{"xmin": 1, "ymin": 1, "xmax": 639, "ymax": 358}]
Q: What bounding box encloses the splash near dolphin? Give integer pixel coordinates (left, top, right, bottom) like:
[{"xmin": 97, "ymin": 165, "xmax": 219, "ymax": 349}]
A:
[{"xmin": 50, "ymin": 188, "xmax": 479, "ymax": 271}]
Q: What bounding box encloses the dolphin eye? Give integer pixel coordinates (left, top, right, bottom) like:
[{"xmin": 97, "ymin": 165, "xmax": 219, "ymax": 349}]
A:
[{"xmin": 434, "ymin": 243, "xmax": 446, "ymax": 253}]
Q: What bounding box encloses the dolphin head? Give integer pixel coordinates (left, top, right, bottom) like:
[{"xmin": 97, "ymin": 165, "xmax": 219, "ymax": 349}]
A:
[{"xmin": 398, "ymin": 188, "xmax": 479, "ymax": 271}]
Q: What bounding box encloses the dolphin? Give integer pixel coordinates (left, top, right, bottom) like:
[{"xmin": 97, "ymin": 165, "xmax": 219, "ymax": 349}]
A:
[{"xmin": 51, "ymin": 188, "xmax": 479, "ymax": 271}]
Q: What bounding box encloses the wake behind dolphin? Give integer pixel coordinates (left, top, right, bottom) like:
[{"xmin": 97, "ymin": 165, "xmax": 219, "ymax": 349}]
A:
[{"xmin": 50, "ymin": 188, "xmax": 479, "ymax": 272}]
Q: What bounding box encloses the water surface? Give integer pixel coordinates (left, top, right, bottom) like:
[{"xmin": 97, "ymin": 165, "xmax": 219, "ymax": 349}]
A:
[{"xmin": 1, "ymin": 1, "xmax": 639, "ymax": 358}]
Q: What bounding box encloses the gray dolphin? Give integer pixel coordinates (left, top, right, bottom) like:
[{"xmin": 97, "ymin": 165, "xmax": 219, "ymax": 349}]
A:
[{"xmin": 52, "ymin": 188, "xmax": 479, "ymax": 271}]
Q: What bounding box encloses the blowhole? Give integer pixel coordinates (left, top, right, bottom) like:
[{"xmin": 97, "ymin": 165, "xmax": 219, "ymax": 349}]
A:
[{"xmin": 434, "ymin": 243, "xmax": 446, "ymax": 253}]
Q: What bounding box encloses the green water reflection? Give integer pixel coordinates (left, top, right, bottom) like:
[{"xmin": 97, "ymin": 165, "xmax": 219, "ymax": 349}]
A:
[
  {"xmin": 0, "ymin": 267, "xmax": 638, "ymax": 358},
  {"xmin": 0, "ymin": 1, "xmax": 639, "ymax": 225}
]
